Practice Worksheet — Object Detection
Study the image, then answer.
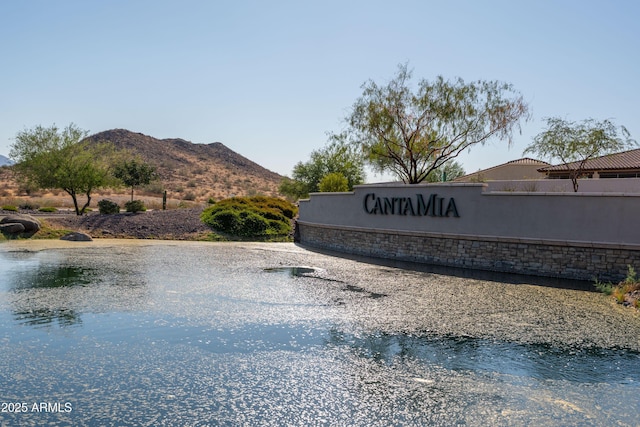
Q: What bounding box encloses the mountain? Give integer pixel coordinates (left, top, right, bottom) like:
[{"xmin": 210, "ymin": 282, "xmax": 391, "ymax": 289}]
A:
[
  {"xmin": 84, "ymin": 129, "xmax": 283, "ymax": 202},
  {"xmin": 0, "ymin": 154, "xmax": 13, "ymax": 166}
]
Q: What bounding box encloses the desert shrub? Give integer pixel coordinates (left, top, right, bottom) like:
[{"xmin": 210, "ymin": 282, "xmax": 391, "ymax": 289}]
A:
[
  {"xmin": 623, "ymin": 265, "xmax": 637, "ymax": 284},
  {"xmin": 246, "ymin": 195, "xmax": 298, "ymax": 219},
  {"xmin": 238, "ymin": 211, "xmax": 269, "ymax": 236},
  {"xmin": 38, "ymin": 207, "xmax": 58, "ymax": 213},
  {"xmin": 201, "ymin": 196, "xmax": 296, "ymax": 238},
  {"xmin": 182, "ymin": 191, "xmax": 196, "ymax": 201},
  {"xmin": 595, "ymin": 265, "xmax": 640, "ymax": 308},
  {"xmin": 98, "ymin": 199, "xmax": 120, "ymax": 214},
  {"xmin": 143, "ymin": 181, "xmax": 164, "ymax": 195},
  {"xmin": 125, "ymin": 200, "xmax": 146, "ymax": 213},
  {"xmin": 19, "ymin": 201, "xmax": 39, "ymax": 210},
  {"xmin": 319, "ymin": 172, "xmax": 349, "ymax": 192},
  {"xmin": 267, "ymin": 219, "xmax": 290, "ymax": 235},
  {"xmin": 2, "ymin": 205, "xmax": 18, "ymax": 212},
  {"xmin": 594, "ymin": 279, "xmax": 613, "ymax": 295},
  {"xmin": 208, "ymin": 210, "xmax": 242, "ymax": 234}
]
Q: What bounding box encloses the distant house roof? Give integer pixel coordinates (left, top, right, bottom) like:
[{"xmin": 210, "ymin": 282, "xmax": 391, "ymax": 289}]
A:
[
  {"xmin": 456, "ymin": 158, "xmax": 549, "ymax": 182},
  {"xmin": 538, "ymin": 148, "xmax": 640, "ymax": 172}
]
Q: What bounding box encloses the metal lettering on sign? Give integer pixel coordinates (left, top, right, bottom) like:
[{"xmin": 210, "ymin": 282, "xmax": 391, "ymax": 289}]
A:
[{"xmin": 363, "ymin": 193, "xmax": 460, "ymax": 217}]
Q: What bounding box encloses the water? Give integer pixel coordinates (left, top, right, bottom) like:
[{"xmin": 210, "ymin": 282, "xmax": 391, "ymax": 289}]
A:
[{"xmin": 1, "ymin": 240, "xmax": 639, "ymax": 426}]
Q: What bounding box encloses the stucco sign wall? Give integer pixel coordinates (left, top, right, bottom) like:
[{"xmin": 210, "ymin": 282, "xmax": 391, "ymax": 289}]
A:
[{"xmin": 297, "ymin": 183, "xmax": 640, "ymax": 281}]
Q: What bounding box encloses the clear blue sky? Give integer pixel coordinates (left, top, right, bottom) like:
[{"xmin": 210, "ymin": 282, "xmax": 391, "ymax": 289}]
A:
[{"xmin": 1, "ymin": 0, "xmax": 638, "ymax": 180}]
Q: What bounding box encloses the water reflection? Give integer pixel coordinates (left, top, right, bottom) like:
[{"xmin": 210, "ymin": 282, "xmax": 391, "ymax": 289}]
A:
[
  {"xmin": 263, "ymin": 266, "xmax": 318, "ymax": 277},
  {"xmin": 13, "ymin": 307, "xmax": 82, "ymax": 328},
  {"xmin": 325, "ymin": 329, "xmax": 640, "ymax": 384},
  {"xmin": 2, "ymin": 249, "xmax": 150, "ymax": 330},
  {"xmin": 11, "ymin": 266, "xmax": 92, "ymax": 289}
]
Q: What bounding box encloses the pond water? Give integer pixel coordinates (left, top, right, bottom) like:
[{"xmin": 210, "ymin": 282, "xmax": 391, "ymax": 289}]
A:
[{"xmin": 1, "ymin": 240, "xmax": 639, "ymax": 426}]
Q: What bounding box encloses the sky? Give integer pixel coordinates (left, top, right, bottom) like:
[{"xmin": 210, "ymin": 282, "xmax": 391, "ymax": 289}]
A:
[{"xmin": 1, "ymin": 0, "xmax": 638, "ymax": 181}]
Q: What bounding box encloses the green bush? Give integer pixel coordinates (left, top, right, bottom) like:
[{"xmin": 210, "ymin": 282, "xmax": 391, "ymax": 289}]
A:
[
  {"xmin": 201, "ymin": 196, "xmax": 296, "ymax": 238},
  {"xmin": 319, "ymin": 172, "xmax": 349, "ymax": 192},
  {"xmin": 238, "ymin": 211, "xmax": 269, "ymax": 236},
  {"xmin": 2, "ymin": 205, "xmax": 18, "ymax": 212},
  {"xmin": 125, "ymin": 200, "xmax": 146, "ymax": 213},
  {"xmin": 209, "ymin": 210, "xmax": 241, "ymax": 234},
  {"xmin": 98, "ymin": 199, "xmax": 120, "ymax": 214},
  {"xmin": 38, "ymin": 207, "xmax": 58, "ymax": 213}
]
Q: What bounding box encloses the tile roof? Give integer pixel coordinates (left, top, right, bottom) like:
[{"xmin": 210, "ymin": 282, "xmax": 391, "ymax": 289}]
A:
[
  {"xmin": 503, "ymin": 157, "xmax": 550, "ymax": 166},
  {"xmin": 454, "ymin": 157, "xmax": 549, "ymax": 181},
  {"xmin": 539, "ymin": 148, "xmax": 640, "ymax": 172}
]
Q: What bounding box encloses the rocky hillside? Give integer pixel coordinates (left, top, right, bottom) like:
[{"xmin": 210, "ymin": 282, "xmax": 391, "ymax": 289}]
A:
[{"xmin": 85, "ymin": 129, "xmax": 283, "ymax": 202}]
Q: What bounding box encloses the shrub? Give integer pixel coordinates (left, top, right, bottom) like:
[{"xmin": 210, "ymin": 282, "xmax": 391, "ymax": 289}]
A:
[
  {"xmin": 182, "ymin": 191, "xmax": 196, "ymax": 201},
  {"xmin": 98, "ymin": 199, "xmax": 120, "ymax": 214},
  {"xmin": 38, "ymin": 207, "xmax": 58, "ymax": 213},
  {"xmin": 623, "ymin": 265, "xmax": 637, "ymax": 284},
  {"xmin": 125, "ymin": 200, "xmax": 146, "ymax": 213},
  {"xmin": 238, "ymin": 211, "xmax": 269, "ymax": 236},
  {"xmin": 208, "ymin": 210, "xmax": 241, "ymax": 234},
  {"xmin": 143, "ymin": 181, "xmax": 165, "ymax": 195},
  {"xmin": 594, "ymin": 265, "xmax": 640, "ymax": 308},
  {"xmin": 200, "ymin": 196, "xmax": 297, "ymax": 239},
  {"xmin": 319, "ymin": 172, "xmax": 349, "ymax": 192},
  {"xmin": 18, "ymin": 201, "xmax": 39, "ymax": 210},
  {"xmin": 2, "ymin": 205, "xmax": 18, "ymax": 212},
  {"xmin": 594, "ymin": 279, "xmax": 613, "ymax": 295}
]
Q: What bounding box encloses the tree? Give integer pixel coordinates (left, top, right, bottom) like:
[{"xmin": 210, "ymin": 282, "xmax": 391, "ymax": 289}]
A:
[
  {"xmin": 113, "ymin": 158, "xmax": 156, "ymax": 202},
  {"xmin": 425, "ymin": 160, "xmax": 465, "ymax": 183},
  {"xmin": 279, "ymin": 136, "xmax": 365, "ymax": 200},
  {"xmin": 524, "ymin": 117, "xmax": 636, "ymax": 191},
  {"xmin": 278, "ymin": 177, "xmax": 309, "ymax": 202},
  {"xmin": 343, "ymin": 63, "xmax": 530, "ymax": 184},
  {"xmin": 318, "ymin": 172, "xmax": 349, "ymax": 192},
  {"xmin": 10, "ymin": 123, "xmax": 115, "ymax": 215}
]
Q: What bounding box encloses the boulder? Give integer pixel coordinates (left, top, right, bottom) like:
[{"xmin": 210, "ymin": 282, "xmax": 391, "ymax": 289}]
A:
[
  {"xmin": 0, "ymin": 223, "xmax": 26, "ymax": 234},
  {"xmin": 0, "ymin": 215, "xmax": 41, "ymax": 233},
  {"xmin": 60, "ymin": 232, "xmax": 93, "ymax": 242}
]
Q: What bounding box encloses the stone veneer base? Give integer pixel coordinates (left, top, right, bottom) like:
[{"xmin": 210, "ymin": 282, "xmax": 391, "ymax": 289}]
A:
[{"xmin": 297, "ymin": 221, "xmax": 640, "ymax": 282}]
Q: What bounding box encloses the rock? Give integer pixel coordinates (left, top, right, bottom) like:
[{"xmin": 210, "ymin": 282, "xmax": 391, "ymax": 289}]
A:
[
  {"xmin": 0, "ymin": 215, "xmax": 41, "ymax": 232},
  {"xmin": 60, "ymin": 232, "xmax": 93, "ymax": 242},
  {"xmin": 0, "ymin": 223, "xmax": 26, "ymax": 234}
]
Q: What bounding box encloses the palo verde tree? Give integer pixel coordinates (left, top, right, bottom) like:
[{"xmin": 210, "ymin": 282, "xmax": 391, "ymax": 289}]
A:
[
  {"xmin": 524, "ymin": 117, "xmax": 636, "ymax": 192},
  {"xmin": 10, "ymin": 123, "xmax": 116, "ymax": 215},
  {"xmin": 343, "ymin": 63, "xmax": 530, "ymax": 183},
  {"xmin": 113, "ymin": 158, "xmax": 157, "ymax": 202},
  {"xmin": 279, "ymin": 134, "xmax": 365, "ymax": 200}
]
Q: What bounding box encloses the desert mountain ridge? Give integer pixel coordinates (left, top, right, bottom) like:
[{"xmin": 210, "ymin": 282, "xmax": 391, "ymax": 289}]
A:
[
  {"xmin": 0, "ymin": 129, "xmax": 284, "ymax": 204},
  {"xmin": 84, "ymin": 129, "xmax": 284, "ymax": 202}
]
